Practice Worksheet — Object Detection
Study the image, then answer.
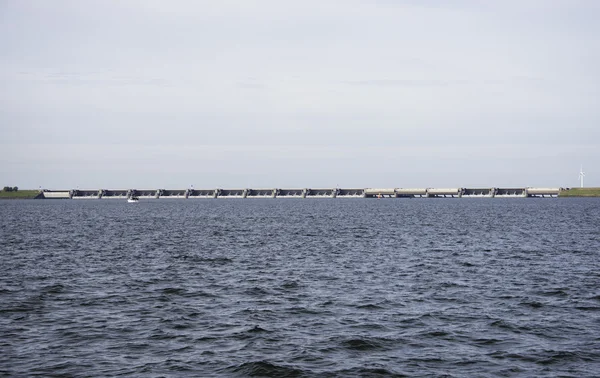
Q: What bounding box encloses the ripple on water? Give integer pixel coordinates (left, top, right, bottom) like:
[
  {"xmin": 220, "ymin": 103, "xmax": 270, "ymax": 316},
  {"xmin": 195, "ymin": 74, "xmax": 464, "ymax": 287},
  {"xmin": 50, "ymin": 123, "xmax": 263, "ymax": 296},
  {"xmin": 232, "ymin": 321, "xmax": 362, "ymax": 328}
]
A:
[
  {"xmin": 225, "ymin": 361, "xmax": 306, "ymax": 377},
  {"xmin": 1, "ymin": 198, "xmax": 599, "ymax": 376}
]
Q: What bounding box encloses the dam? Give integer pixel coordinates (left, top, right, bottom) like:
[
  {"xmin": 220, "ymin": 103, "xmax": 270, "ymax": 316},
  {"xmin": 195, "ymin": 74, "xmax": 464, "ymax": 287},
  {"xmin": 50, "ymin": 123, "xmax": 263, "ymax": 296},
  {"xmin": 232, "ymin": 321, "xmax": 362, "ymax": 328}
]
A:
[{"xmin": 40, "ymin": 187, "xmax": 562, "ymax": 199}]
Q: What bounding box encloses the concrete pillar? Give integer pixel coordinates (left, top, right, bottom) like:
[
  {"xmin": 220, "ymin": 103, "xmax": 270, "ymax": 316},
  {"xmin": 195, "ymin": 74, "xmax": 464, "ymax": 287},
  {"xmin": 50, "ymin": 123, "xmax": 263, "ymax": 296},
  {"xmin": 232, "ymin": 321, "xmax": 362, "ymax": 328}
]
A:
[
  {"xmin": 302, "ymin": 189, "xmax": 307, "ymax": 198},
  {"xmin": 242, "ymin": 189, "xmax": 248, "ymax": 198}
]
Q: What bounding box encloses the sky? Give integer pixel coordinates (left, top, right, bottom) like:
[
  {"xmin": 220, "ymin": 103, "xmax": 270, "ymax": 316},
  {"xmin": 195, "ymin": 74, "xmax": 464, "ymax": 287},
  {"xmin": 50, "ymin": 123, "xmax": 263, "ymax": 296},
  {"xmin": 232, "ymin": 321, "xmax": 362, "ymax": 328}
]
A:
[{"xmin": 1, "ymin": 0, "xmax": 598, "ymax": 189}]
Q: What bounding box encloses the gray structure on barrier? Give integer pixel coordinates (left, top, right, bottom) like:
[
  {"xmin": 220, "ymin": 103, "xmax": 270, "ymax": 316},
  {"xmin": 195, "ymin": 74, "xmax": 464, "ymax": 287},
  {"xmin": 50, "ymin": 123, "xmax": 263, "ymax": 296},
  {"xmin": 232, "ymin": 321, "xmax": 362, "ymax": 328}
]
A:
[{"xmin": 41, "ymin": 187, "xmax": 562, "ymax": 199}]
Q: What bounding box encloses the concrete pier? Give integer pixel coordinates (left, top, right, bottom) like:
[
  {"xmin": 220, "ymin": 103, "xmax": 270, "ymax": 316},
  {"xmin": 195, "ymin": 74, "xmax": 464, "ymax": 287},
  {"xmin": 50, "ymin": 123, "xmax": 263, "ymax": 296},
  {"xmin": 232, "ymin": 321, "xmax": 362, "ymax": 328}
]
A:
[{"xmin": 41, "ymin": 187, "xmax": 562, "ymax": 199}]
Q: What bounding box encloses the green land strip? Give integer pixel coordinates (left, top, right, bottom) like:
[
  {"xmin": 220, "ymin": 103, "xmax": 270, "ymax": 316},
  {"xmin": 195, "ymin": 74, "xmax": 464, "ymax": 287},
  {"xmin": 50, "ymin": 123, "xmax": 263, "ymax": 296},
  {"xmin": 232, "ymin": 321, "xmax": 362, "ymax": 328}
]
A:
[
  {"xmin": 559, "ymin": 187, "xmax": 600, "ymax": 197},
  {"xmin": 0, "ymin": 190, "xmax": 42, "ymax": 199}
]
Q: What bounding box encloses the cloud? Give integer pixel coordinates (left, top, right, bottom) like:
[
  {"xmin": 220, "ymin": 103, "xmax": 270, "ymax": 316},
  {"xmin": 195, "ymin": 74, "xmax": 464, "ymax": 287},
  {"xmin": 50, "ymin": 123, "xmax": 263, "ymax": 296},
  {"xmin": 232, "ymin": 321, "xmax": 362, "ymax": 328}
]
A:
[
  {"xmin": 0, "ymin": 0, "xmax": 598, "ymax": 187},
  {"xmin": 342, "ymin": 79, "xmax": 469, "ymax": 87}
]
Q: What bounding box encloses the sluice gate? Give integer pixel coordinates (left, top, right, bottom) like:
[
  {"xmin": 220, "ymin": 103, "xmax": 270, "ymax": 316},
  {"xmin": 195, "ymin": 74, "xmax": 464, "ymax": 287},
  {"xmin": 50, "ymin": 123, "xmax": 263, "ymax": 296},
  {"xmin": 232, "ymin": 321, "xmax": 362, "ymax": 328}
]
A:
[
  {"xmin": 495, "ymin": 188, "xmax": 527, "ymax": 198},
  {"xmin": 305, "ymin": 188, "xmax": 336, "ymax": 198},
  {"xmin": 246, "ymin": 189, "xmax": 277, "ymax": 198},
  {"xmin": 72, "ymin": 190, "xmax": 102, "ymax": 199},
  {"xmin": 43, "ymin": 190, "xmax": 72, "ymax": 199},
  {"xmin": 337, "ymin": 188, "xmax": 365, "ymax": 198},
  {"xmin": 132, "ymin": 189, "xmax": 160, "ymax": 199},
  {"xmin": 157, "ymin": 189, "xmax": 187, "ymax": 199},
  {"xmin": 462, "ymin": 188, "xmax": 495, "ymax": 197},
  {"xmin": 395, "ymin": 188, "xmax": 427, "ymax": 198},
  {"xmin": 277, "ymin": 189, "xmax": 306, "ymax": 198},
  {"xmin": 40, "ymin": 187, "xmax": 563, "ymax": 199},
  {"xmin": 101, "ymin": 190, "xmax": 129, "ymax": 199},
  {"xmin": 526, "ymin": 188, "xmax": 560, "ymax": 198},
  {"xmin": 426, "ymin": 188, "xmax": 462, "ymax": 198},
  {"xmin": 218, "ymin": 189, "xmax": 245, "ymax": 198},
  {"xmin": 365, "ymin": 188, "xmax": 396, "ymax": 198},
  {"xmin": 188, "ymin": 189, "xmax": 217, "ymax": 198}
]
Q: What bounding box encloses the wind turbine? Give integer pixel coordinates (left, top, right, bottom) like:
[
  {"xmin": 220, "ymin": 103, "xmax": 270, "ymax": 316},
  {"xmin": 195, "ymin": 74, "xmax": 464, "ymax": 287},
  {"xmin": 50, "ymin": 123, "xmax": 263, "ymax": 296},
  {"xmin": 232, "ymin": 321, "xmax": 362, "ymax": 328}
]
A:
[{"xmin": 579, "ymin": 166, "xmax": 585, "ymax": 188}]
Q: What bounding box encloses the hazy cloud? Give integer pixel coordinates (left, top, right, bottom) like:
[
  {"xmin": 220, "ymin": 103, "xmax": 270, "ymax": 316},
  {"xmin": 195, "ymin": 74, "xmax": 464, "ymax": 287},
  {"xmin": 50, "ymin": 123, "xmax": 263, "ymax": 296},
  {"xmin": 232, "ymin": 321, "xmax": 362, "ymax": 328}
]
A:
[{"xmin": 1, "ymin": 0, "xmax": 598, "ymax": 188}]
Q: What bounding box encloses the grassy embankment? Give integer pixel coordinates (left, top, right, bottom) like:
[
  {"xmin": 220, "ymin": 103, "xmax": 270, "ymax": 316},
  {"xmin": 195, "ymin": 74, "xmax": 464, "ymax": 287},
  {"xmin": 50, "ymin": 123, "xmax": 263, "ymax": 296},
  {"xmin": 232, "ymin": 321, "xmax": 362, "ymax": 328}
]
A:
[
  {"xmin": 0, "ymin": 190, "xmax": 42, "ymax": 199},
  {"xmin": 559, "ymin": 187, "xmax": 600, "ymax": 197}
]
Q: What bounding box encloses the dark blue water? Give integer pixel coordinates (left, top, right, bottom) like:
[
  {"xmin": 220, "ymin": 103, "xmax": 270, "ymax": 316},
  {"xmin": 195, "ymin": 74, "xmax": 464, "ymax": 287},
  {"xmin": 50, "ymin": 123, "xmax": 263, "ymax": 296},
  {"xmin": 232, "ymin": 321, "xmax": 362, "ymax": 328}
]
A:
[{"xmin": 1, "ymin": 199, "xmax": 600, "ymax": 377}]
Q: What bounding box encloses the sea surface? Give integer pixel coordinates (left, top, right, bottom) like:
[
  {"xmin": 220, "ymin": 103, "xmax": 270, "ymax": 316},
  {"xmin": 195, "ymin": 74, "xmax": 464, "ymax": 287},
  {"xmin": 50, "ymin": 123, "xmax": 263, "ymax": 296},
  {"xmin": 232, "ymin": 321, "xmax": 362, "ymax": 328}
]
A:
[{"xmin": 1, "ymin": 198, "xmax": 599, "ymax": 377}]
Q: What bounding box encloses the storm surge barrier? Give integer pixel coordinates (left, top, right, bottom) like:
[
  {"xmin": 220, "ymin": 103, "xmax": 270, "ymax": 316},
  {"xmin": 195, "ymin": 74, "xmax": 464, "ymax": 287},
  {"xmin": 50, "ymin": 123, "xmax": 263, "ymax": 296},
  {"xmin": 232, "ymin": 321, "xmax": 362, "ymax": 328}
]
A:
[{"xmin": 42, "ymin": 187, "xmax": 562, "ymax": 199}]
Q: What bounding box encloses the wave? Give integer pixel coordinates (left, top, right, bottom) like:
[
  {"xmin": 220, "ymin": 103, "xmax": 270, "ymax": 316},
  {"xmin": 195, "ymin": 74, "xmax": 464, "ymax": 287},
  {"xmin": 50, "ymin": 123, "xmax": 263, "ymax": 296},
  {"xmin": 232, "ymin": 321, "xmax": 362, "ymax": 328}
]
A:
[{"xmin": 225, "ymin": 361, "xmax": 305, "ymax": 377}]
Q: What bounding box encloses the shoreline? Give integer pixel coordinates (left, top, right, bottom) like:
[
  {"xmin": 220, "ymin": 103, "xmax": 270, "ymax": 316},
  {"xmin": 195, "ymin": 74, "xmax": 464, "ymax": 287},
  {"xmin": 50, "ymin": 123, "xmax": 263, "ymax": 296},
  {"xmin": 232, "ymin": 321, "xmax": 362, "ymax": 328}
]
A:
[
  {"xmin": 0, "ymin": 190, "xmax": 43, "ymax": 200},
  {"xmin": 558, "ymin": 188, "xmax": 600, "ymax": 197}
]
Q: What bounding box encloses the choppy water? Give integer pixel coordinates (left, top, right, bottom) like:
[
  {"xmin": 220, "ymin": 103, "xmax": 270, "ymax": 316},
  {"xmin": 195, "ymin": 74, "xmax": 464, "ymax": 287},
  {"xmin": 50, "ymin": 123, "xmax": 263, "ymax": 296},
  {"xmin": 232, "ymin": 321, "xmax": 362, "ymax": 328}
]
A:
[{"xmin": 1, "ymin": 198, "xmax": 600, "ymax": 377}]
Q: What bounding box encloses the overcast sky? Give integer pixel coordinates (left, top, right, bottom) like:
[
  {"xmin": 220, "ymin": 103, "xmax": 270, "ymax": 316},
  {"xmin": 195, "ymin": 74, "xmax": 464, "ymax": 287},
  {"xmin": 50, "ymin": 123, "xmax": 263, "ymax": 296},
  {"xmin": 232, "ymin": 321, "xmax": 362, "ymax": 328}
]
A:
[{"xmin": 1, "ymin": 0, "xmax": 598, "ymax": 189}]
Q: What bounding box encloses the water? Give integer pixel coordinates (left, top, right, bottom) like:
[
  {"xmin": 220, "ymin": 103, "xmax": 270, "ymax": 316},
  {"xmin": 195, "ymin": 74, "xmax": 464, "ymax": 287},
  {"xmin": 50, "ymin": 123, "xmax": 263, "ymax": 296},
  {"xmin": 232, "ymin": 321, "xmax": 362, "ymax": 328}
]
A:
[{"xmin": 1, "ymin": 198, "xmax": 599, "ymax": 377}]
